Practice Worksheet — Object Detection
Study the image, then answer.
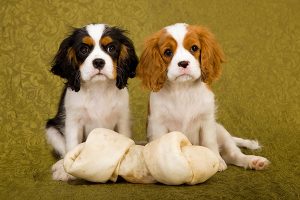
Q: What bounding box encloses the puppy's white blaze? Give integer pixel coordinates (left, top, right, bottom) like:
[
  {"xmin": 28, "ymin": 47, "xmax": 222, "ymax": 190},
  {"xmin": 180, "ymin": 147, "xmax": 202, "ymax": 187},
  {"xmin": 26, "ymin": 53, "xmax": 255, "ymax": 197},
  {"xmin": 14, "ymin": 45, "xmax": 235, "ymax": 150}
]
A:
[
  {"xmin": 86, "ymin": 24, "xmax": 106, "ymax": 42},
  {"xmin": 81, "ymin": 24, "xmax": 114, "ymax": 81},
  {"xmin": 165, "ymin": 23, "xmax": 188, "ymax": 44}
]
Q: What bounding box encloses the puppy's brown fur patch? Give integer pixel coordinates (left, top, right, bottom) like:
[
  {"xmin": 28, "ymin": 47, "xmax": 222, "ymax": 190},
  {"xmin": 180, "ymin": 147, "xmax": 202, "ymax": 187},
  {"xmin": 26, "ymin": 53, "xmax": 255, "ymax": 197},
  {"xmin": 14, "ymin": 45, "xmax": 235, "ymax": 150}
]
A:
[
  {"xmin": 187, "ymin": 26, "xmax": 225, "ymax": 85},
  {"xmin": 137, "ymin": 30, "xmax": 177, "ymax": 91}
]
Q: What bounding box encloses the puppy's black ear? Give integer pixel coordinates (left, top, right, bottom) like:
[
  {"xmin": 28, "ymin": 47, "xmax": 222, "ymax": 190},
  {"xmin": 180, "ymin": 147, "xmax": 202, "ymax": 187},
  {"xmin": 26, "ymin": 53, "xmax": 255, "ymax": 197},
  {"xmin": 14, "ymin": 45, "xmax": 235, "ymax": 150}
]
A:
[
  {"xmin": 114, "ymin": 28, "xmax": 138, "ymax": 89},
  {"xmin": 51, "ymin": 31, "xmax": 81, "ymax": 92}
]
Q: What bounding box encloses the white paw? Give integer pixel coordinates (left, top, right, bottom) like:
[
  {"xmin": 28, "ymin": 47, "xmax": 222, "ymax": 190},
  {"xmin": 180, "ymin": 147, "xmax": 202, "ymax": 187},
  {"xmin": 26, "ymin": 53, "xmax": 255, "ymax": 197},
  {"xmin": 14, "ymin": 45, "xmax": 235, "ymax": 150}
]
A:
[
  {"xmin": 52, "ymin": 159, "xmax": 76, "ymax": 181},
  {"xmin": 248, "ymin": 156, "xmax": 270, "ymax": 170},
  {"xmin": 218, "ymin": 157, "xmax": 228, "ymax": 171}
]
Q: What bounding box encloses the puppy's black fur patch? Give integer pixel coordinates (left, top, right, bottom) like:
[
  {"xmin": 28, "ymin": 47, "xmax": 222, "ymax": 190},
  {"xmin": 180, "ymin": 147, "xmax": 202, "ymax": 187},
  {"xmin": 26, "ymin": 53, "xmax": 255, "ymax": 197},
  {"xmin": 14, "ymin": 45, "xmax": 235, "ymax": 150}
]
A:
[
  {"xmin": 51, "ymin": 28, "xmax": 91, "ymax": 92},
  {"xmin": 102, "ymin": 26, "xmax": 138, "ymax": 89}
]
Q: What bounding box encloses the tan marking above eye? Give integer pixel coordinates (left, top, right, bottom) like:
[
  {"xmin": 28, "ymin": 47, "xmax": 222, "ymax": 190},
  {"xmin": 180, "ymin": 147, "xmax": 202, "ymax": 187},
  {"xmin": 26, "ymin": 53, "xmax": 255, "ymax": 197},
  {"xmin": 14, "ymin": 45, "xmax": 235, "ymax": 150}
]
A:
[
  {"xmin": 183, "ymin": 36, "xmax": 200, "ymax": 52},
  {"xmin": 82, "ymin": 36, "xmax": 94, "ymax": 46},
  {"xmin": 183, "ymin": 32, "xmax": 201, "ymax": 59},
  {"xmin": 100, "ymin": 36, "xmax": 113, "ymax": 46},
  {"xmin": 158, "ymin": 34, "xmax": 177, "ymax": 59}
]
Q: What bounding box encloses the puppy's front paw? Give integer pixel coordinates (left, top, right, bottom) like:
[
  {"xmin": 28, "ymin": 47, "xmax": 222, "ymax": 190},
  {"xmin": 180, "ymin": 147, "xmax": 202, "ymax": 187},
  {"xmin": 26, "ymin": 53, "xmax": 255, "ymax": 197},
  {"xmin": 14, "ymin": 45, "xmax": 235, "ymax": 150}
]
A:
[
  {"xmin": 248, "ymin": 156, "xmax": 270, "ymax": 170},
  {"xmin": 218, "ymin": 157, "xmax": 227, "ymax": 171},
  {"xmin": 52, "ymin": 159, "xmax": 76, "ymax": 181}
]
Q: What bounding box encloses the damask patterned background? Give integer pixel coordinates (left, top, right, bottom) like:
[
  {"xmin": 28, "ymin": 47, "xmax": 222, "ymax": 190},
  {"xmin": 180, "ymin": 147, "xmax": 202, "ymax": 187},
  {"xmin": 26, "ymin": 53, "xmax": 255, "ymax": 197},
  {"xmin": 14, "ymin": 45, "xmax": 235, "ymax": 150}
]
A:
[{"xmin": 0, "ymin": 0, "xmax": 299, "ymax": 199}]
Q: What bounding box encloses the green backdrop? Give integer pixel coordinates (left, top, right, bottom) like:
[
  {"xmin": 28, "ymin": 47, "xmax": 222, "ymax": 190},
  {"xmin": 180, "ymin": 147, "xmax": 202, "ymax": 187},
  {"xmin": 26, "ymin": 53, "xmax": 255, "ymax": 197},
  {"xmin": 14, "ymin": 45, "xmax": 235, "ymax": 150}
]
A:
[{"xmin": 0, "ymin": 0, "xmax": 299, "ymax": 199}]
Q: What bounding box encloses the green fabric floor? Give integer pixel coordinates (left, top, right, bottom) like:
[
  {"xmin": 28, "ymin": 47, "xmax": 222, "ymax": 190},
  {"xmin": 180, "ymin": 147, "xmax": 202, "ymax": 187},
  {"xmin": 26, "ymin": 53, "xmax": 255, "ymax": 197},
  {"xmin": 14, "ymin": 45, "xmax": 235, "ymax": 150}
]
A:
[{"xmin": 1, "ymin": 0, "xmax": 299, "ymax": 199}]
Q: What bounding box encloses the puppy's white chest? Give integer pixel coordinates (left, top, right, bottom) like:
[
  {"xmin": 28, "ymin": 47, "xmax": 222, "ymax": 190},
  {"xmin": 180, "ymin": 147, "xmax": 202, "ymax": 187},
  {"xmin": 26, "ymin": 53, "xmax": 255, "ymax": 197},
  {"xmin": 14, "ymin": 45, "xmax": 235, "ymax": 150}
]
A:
[
  {"xmin": 65, "ymin": 85, "xmax": 123, "ymax": 132},
  {"xmin": 164, "ymin": 95, "xmax": 203, "ymax": 131},
  {"xmin": 84, "ymin": 94, "xmax": 118, "ymax": 121},
  {"xmin": 151, "ymin": 82, "xmax": 215, "ymax": 133},
  {"xmin": 83, "ymin": 98, "xmax": 119, "ymax": 134}
]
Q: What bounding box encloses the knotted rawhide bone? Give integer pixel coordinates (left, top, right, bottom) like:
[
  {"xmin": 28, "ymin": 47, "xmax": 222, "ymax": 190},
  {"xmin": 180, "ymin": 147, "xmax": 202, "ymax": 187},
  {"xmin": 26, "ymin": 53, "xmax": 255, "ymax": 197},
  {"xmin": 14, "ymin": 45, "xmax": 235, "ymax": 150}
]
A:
[{"xmin": 63, "ymin": 128, "xmax": 219, "ymax": 185}]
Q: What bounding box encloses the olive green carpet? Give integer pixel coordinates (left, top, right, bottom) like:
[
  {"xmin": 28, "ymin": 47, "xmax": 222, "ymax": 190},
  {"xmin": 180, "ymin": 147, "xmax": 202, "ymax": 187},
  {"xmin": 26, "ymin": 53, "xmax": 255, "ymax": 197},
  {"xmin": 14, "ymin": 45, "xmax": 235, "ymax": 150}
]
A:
[{"xmin": 1, "ymin": 0, "xmax": 299, "ymax": 199}]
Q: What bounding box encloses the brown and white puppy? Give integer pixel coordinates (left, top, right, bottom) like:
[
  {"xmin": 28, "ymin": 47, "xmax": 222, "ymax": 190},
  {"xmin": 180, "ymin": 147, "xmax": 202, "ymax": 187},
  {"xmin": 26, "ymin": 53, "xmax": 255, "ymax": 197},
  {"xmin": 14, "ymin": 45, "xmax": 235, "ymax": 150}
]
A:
[
  {"xmin": 46, "ymin": 24, "xmax": 138, "ymax": 181},
  {"xmin": 137, "ymin": 23, "xmax": 270, "ymax": 171}
]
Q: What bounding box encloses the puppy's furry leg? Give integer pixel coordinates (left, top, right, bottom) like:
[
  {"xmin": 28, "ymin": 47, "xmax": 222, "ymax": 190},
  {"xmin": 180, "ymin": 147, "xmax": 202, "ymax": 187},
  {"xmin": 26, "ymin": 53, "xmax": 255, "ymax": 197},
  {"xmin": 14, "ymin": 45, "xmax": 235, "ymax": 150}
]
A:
[
  {"xmin": 147, "ymin": 117, "xmax": 168, "ymax": 142},
  {"xmin": 45, "ymin": 127, "xmax": 66, "ymax": 158},
  {"xmin": 65, "ymin": 115, "xmax": 84, "ymax": 153},
  {"xmin": 215, "ymin": 123, "xmax": 261, "ymax": 150},
  {"xmin": 232, "ymin": 136, "xmax": 261, "ymax": 150},
  {"xmin": 201, "ymin": 119, "xmax": 227, "ymax": 171},
  {"xmin": 217, "ymin": 124, "xmax": 270, "ymax": 170},
  {"xmin": 116, "ymin": 107, "xmax": 132, "ymax": 138}
]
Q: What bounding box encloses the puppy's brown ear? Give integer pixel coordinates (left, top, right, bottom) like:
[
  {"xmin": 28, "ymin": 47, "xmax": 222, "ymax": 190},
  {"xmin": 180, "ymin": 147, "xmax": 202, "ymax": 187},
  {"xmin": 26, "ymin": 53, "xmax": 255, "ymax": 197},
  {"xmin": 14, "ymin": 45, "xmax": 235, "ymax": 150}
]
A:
[
  {"xmin": 191, "ymin": 26, "xmax": 225, "ymax": 85},
  {"xmin": 137, "ymin": 31, "xmax": 167, "ymax": 92}
]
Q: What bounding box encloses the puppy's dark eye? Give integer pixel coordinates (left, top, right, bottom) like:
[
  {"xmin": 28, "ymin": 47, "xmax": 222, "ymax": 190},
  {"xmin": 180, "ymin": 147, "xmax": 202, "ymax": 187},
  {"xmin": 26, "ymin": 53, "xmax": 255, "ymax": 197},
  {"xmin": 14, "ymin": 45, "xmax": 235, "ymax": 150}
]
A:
[
  {"xmin": 107, "ymin": 44, "xmax": 116, "ymax": 53},
  {"xmin": 164, "ymin": 49, "xmax": 173, "ymax": 57},
  {"xmin": 79, "ymin": 45, "xmax": 90, "ymax": 55},
  {"xmin": 191, "ymin": 45, "xmax": 199, "ymax": 52}
]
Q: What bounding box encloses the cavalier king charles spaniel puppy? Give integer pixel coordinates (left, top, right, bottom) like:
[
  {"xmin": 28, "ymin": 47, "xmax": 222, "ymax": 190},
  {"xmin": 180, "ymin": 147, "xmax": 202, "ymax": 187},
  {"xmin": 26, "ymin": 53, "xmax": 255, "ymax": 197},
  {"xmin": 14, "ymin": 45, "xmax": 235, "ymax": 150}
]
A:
[
  {"xmin": 137, "ymin": 23, "xmax": 270, "ymax": 171},
  {"xmin": 46, "ymin": 24, "xmax": 138, "ymax": 180}
]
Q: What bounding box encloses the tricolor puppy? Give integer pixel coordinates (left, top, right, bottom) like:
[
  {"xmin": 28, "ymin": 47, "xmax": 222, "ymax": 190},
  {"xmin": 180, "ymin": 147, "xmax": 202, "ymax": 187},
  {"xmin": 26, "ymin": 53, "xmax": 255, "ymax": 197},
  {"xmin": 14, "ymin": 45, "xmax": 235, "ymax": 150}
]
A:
[
  {"xmin": 46, "ymin": 24, "xmax": 138, "ymax": 179},
  {"xmin": 137, "ymin": 23, "xmax": 270, "ymax": 171}
]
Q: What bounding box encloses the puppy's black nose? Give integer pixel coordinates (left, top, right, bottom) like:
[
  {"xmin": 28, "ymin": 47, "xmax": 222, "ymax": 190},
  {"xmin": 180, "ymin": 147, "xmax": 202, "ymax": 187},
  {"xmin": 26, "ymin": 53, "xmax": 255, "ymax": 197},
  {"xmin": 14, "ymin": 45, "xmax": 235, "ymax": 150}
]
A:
[
  {"xmin": 178, "ymin": 61, "xmax": 189, "ymax": 68},
  {"xmin": 93, "ymin": 58, "xmax": 105, "ymax": 69}
]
